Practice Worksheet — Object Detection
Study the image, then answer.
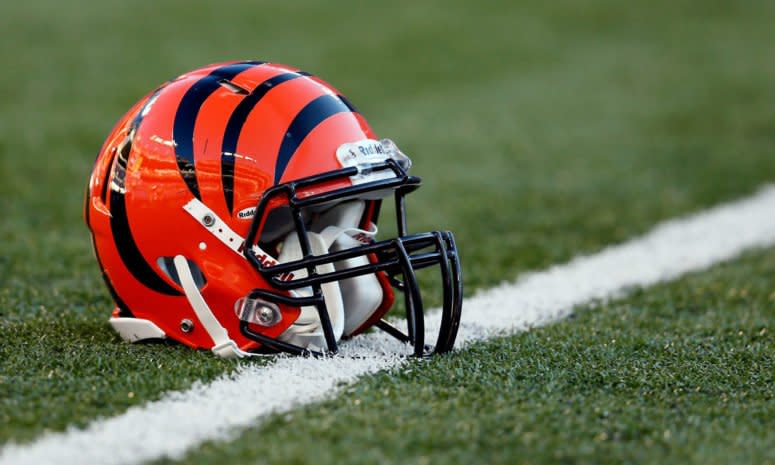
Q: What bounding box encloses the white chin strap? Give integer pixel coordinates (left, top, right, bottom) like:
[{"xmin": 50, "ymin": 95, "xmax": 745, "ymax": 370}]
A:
[{"xmin": 173, "ymin": 255, "xmax": 256, "ymax": 359}]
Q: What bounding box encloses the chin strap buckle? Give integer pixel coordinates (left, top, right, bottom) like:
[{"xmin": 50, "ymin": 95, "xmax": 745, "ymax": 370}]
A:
[{"xmin": 211, "ymin": 339, "xmax": 247, "ymax": 359}]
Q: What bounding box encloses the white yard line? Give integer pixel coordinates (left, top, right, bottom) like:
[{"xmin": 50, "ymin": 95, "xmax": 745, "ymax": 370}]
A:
[{"xmin": 3, "ymin": 185, "xmax": 775, "ymax": 465}]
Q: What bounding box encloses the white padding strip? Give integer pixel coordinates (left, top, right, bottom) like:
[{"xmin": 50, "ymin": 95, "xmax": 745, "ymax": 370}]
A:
[{"xmin": 108, "ymin": 318, "xmax": 166, "ymax": 342}]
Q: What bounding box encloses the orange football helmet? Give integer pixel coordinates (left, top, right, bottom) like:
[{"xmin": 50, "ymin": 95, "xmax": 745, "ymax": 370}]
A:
[{"xmin": 85, "ymin": 61, "xmax": 462, "ymax": 358}]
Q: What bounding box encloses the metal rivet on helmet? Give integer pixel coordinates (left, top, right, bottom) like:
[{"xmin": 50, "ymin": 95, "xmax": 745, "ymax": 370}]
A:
[
  {"xmin": 256, "ymin": 305, "xmax": 280, "ymax": 326},
  {"xmin": 180, "ymin": 319, "xmax": 194, "ymax": 333}
]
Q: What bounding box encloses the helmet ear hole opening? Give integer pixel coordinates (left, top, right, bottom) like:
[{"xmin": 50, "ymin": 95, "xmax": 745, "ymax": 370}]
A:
[{"xmin": 157, "ymin": 257, "xmax": 207, "ymax": 290}]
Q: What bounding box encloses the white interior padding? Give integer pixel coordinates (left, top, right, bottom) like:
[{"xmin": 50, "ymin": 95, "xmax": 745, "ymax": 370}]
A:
[
  {"xmin": 277, "ymin": 231, "xmax": 345, "ymax": 350},
  {"xmin": 311, "ymin": 200, "xmax": 366, "ymax": 234},
  {"xmin": 277, "ymin": 200, "xmax": 385, "ymax": 347},
  {"xmin": 329, "ymin": 231, "xmax": 384, "ymax": 336}
]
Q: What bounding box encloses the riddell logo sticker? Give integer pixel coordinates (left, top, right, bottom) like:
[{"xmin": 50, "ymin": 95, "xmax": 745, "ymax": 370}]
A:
[
  {"xmin": 352, "ymin": 141, "xmax": 385, "ymax": 156},
  {"xmin": 237, "ymin": 242, "xmax": 295, "ymax": 282},
  {"xmin": 349, "ymin": 232, "xmax": 374, "ymax": 245},
  {"xmin": 237, "ymin": 207, "xmax": 256, "ymax": 219}
]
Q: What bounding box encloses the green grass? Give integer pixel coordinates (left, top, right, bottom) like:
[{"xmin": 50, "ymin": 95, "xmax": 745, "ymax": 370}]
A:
[
  {"xmin": 1, "ymin": 0, "xmax": 775, "ymax": 459},
  {"xmin": 157, "ymin": 248, "xmax": 775, "ymax": 465}
]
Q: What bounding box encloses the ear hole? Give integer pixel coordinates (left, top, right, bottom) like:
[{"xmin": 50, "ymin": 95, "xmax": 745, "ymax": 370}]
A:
[{"xmin": 157, "ymin": 257, "xmax": 207, "ymax": 289}]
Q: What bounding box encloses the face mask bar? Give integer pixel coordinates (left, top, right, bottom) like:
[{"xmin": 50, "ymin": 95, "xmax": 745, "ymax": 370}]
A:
[{"xmin": 242, "ymin": 159, "xmax": 463, "ymax": 357}]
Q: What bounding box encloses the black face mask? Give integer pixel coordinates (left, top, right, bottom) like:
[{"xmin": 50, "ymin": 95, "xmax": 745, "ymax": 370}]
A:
[{"xmin": 240, "ymin": 157, "xmax": 463, "ymax": 357}]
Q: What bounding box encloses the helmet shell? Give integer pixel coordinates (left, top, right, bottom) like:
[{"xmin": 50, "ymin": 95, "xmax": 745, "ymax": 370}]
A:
[{"xmin": 85, "ymin": 61, "xmax": 379, "ymax": 350}]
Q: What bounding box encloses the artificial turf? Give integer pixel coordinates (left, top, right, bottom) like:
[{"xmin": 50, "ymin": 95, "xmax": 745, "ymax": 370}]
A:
[
  {"xmin": 156, "ymin": 248, "xmax": 775, "ymax": 465},
  {"xmin": 1, "ymin": 0, "xmax": 774, "ymax": 459}
]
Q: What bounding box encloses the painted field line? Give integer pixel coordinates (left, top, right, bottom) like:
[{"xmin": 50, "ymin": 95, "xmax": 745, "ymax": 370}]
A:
[{"xmin": 3, "ymin": 185, "xmax": 775, "ymax": 465}]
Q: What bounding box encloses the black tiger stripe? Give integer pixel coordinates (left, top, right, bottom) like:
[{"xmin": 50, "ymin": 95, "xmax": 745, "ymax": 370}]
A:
[
  {"xmin": 337, "ymin": 94, "xmax": 358, "ymax": 113},
  {"xmin": 274, "ymin": 94, "xmax": 356, "ymax": 184},
  {"xmin": 91, "ymin": 237, "xmax": 134, "ymax": 317},
  {"xmin": 173, "ymin": 61, "xmax": 264, "ymax": 199},
  {"xmin": 220, "ymin": 71, "xmax": 309, "ymax": 214},
  {"xmin": 109, "ymin": 90, "xmax": 182, "ymax": 296}
]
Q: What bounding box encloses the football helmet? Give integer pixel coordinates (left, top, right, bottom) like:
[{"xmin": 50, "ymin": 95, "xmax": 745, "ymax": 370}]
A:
[{"xmin": 84, "ymin": 61, "xmax": 462, "ymax": 358}]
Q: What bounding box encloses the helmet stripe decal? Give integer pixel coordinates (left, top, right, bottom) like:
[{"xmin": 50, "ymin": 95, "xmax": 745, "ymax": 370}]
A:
[
  {"xmin": 173, "ymin": 61, "xmax": 264, "ymax": 199},
  {"xmin": 109, "ymin": 90, "xmax": 183, "ymax": 296},
  {"xmin": 220, "ymin": 71, "xmax": 309, "ymax": 214},
  {"xmin": 337, "ymin": 94, "xmax": 359, "ymax": 113},
  {"xmin": 273, "ymin": 94, "xmax": 355, "ymax": 184},
  {"xmin": 91, "ymin": 237, "xmax": 135, "ymax": 317}
]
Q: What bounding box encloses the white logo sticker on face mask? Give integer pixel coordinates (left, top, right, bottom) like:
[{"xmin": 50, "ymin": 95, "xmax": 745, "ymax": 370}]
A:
[{"xmin": 336, "ymin": 139, "xmax": 412, "ymax": 185}]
